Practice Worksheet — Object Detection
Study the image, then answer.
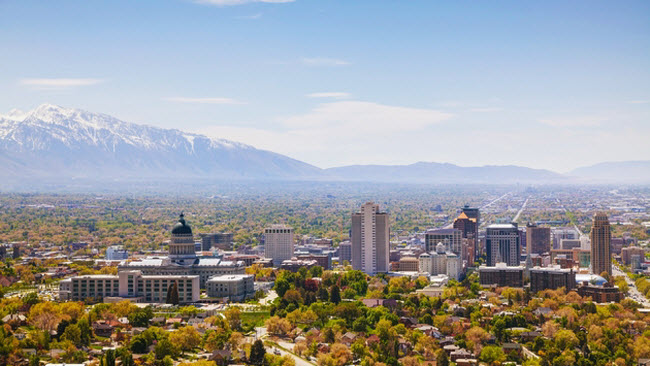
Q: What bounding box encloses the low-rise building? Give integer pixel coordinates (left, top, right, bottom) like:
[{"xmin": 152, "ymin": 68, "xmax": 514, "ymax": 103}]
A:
[
  {"xmin": 398, "ymin": 256, "xmax": 419, "ymax": 272},
  {"xmin": 59, "ymin": 270, "xmax": 200, "ymax": 303},
  {"xmin": 577, "ymin": 282, "xmax": 624, "ymax": 303},
  {"xmin": 280, "ymin": 258, "xmax": 318, "ymax": 272},
  {"xmin": 106, "ymin": 246, "xmax": 128, "ymax": 260},
  {"xmin": 206, "ymin": 274, "xmax": 255, "ymax": 301},
  {"xmin": 338, "ymin": 241, "xmax": 352, "ymax": 264},
  {"xmin": 478, "ymin": 263, "xmax": 524, "ymax": 288},
  {"xmin": 297, "ymin": 253, "xmax": 332, "ymax": 270},
  {"xmin": 529, "ymin": 266, "xmax": 576, "ymax": 294}
]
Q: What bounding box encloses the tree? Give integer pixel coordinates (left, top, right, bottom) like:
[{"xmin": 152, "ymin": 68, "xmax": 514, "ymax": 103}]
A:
[
  {"xmin": 437, "ymin": 350, "xmax": 449, "ymax": 366},
  {"xmin": 155, "ymin": 338, "xmax": 179, "ymax": 360},
  {"xmin": 101, "ymin": 349, "xmax": 116, "ymax": 366},
  {"xmin": 329, "ymin": 285, "xmax": 341, "ymax": 304},
  {"xmin": 554, "ymin": 329, "xmax": 579, "ymax": 351},
  {"xmin": 275, "ymin": 278, "xmax": 291, "ymax": 298},
  {"xmin": 351, "ymin": 340, "xmax": 367, "ymax": 360},
  {"xmin": 130, "ymin": 335, "xmax": 148, "ymax": 354},
  {"xmin": 127, "ymin": 306, "xmax": 153, "ymax": 327},
  {"xmin": 309, "ymin": 266, "xmax": 323, "ymax": 278},
  {"xmin": 480, "ymin": 345, "xmax": 506, "ymax": 366},
  {"xmin": 169, "ymin": 326, "xmax": 202, "ymax": 354},
  {"xmin": 62, "ymin": 324, "xmax": 82, "ymax": 347},
  {"xmin": 77, "ymin": 317, "xmax": 92, "ymax": 346},
  {"xmin": 323, "ymin": 328, "xmax": 336, "ymax": 343},
  {"xmin": 265, "ymin": 316, "xmax": 292, "ymax": 336},
  {"xmin": 167, "ymin": 282, "xmax": 179, "ymax": 305},
  {"xmin": 224, "ymin": 307, "xmax": 241, "ymax": 330},
  {"xmin": 250, "ymin": 339, "xmax": 266, "ymax": 366}
]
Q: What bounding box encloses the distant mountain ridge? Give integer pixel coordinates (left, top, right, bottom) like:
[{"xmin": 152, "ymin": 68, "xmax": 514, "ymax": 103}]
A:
[
  {"xmin": 324, "ymin": 162, "xmax": 566, "ymax": 184},
  {"xmin": 569, "ymin": 161, "xmax": 650, "ymax": 183},
  {"xmin": 0, "ymin": 104, "xmax": 646, "ymax": 185}
]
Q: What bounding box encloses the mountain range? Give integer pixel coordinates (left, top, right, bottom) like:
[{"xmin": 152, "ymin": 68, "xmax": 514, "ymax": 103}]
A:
[{"xmin": 0, "ymin": 104, "xmax": 647, "ymax": 185}]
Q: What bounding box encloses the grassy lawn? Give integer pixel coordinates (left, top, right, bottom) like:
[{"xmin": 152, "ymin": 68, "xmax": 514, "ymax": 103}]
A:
[{"xmin": 241, "ymin": 310, "xmax": 271, "ymax": 328}]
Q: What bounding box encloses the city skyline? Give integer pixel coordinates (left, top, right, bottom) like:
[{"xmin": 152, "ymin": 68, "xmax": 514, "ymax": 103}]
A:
[{"xmin": 1, "ymin": 1, "xmax": 649, "ymax": 172}]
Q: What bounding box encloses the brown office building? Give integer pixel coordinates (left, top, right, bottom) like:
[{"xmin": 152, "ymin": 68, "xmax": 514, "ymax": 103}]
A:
[
  {"xmin": 526, "ymin": 223, "xmax": 551, "ymax": 255},
  {"xmin": 590, "ymin": 212, "xmax": 611, "ymax": 276},
  {"xmin": 529, "ymin": 266, "xmax": 576, "ymax": 294},
  {"xmin": 478, "ymin": 263, "xmax": 524, "ymax": 288},
  {"xmin": 577, "ymin": 283, "xmax": 623, "ymax": 303}
]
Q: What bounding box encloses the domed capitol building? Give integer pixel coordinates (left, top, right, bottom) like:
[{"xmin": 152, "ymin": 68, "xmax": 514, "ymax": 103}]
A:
[{"xmin": 118, "ymin": 213, "xmax": 246, "ymax": 287}]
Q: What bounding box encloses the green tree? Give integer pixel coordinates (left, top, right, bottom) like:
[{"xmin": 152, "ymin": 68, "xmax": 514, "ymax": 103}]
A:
[
  {"xmin": 329, "ymin": 285, "xmax": 341, "ymax": 304},
  {"xmin": 128, "ymin": 306, "xmax": 154, "ymax": 327},
  {"xmin": 480, "ymin": 345, "xmax": 506, "ymax": 366},
  {"xmin": 28, "ymin": 354, "xmax": 40, "ymax": 366},
  {"xmin": 155, "ymin": 338, "xmax": 179, "ymax": 360},
  {"xmin": 62, "ymin": 324, "xmax": 82, "ymax": 347},
  {"xmin": 274, "ymin": 278, "xmax": 291, "ymax": 298},
  {"xmin": 437, "ymin": 350, "xmax": 449, "ymax": 366},
  {"xmin": 77, "ymin": 317, "xmax": 92, "ymax": 346},
  {"xmin": 130, "ymin": 335, "xmax": 148, "ymax": 354},
  {"xmin": 250, "ymin": 339, "xmax": 266, "ymax": 366},
  {"xmin": 101, "ymin": 349, "xmax": 116, "ymax": 366},
  {"xmin": 166, "ymin": 282, "xmax": 179, "ymax": 305}
]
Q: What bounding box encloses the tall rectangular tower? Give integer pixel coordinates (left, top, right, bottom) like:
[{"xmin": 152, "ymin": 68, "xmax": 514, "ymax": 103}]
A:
[
  {"xmin": 264, "ymin": 225, "xmax": 294, "ymax": 267},
  {"xmin": 590, "ymin": 212, "xmax": 611, "ymax": 276},
  {"xmin": 526, "ymin": 223, "xmax": 551, "ymax": 255},
  {"xmin": 351, "ymin": 202, "xmax": 389, "ymax": 275},
  {"xmin": 486, "ymin": 223, "xmax": 520, "ymax": 266}
]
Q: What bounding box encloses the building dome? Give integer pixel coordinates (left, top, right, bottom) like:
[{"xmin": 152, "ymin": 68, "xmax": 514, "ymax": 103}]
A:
[
  {"xmin": 436, "ymin": 242, "xmax": 446, "ymax": 254},
  {"xmin": 171, "ymin": 213, "xmax": 192, "ymax": 235},
  {"xmin": 575, "ymin": 274, "xmax": 607, "ymax": 286}
]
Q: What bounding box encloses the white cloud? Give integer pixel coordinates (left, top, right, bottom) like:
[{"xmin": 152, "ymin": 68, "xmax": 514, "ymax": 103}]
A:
[
  {"xmin": 235, "ymin": 13, "xmax": 262, "ymax": 19},
  {"xmin": 164, "ymin": 97, "xmax": 245, "ymax": 105},
  {"xmin": 539, "ymin": 115, "xmax": 605, "ymax": 127},
  {"xmin": 281, "ymin": 101, "xmax": 451, "ymax": 132},
  {"xmin": 20, "ymin": 78, "xmax": 104, "ymax": 90},
  {"xmin": 300, "ymin": 57, "xmax": 350, "ymax": 66},
  {"xmin": 197, "ymin": 100, "xmax": 453, "ymax": 167},
  {"xmin": 196, "ymin": 0, "xmax": 293, "ymax": 6},
  {"xmin": 306, "ymin": 92, "xmax": 351, "ymax": 99},
  {"xmin": 470, "ymin": 107, "xmax": 503, "ymax": 112}
]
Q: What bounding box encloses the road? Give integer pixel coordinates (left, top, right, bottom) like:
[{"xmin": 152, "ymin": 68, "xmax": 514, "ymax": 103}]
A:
[
  {"xmin": 260, "ymin": 290, "xmax": 278, "ymax": 306},
  {"xmin": 442, "ymin": 191, "xmax": 512, "ymax": 229},
  {"xmin": 612, "ymin": 264, "xmax": 650, "ymax": 308},
  {"xmin": 253, "ymin": 326, "xmax": 315, "ymax": 366},
  {"xmin": 268, "ymin": 342, "xmax": 315, "ymax": 366},
  {"xmin": 521, "ymin": 345, "xmax": 540, "ymax": 360},
  {"xmin": 482, "ymin": 192, "xmax": 511, "ymax": 209},
  {"xmin": 512, "ymin": 197, "xmax": 529, "ymax": 223}
]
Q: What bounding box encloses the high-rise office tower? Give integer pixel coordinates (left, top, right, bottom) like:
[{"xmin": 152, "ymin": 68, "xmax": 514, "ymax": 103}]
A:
[
  {"xmin": 486, "ymin": 223, "xmax": 520, "ymax": 266},
  {"xmin": 455, "ymin": 205, "xmax": 480, "ymax": 259},
  {"xmin": 462, "ymin": 205, "xmax": 480, "ymax": 235},
  {"xmin": 351, "ymin": 202, "xmax": 389, "ymax": 275},
  {"xmin": 526, "ymin": 223, "xmax": 551, "ymax": 255},
  {"xmin": 264, "ymin": 225, "xmax": 294, "ymax": 266},
  {"xmin": 590, "ymin": 212, "xmax": 611, "ymax": 276}
]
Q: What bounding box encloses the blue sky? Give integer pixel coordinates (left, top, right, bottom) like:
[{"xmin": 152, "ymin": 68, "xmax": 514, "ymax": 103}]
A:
[{"xmin": 1, "ymin": 0, "xmax": 648, "ymax": 171}]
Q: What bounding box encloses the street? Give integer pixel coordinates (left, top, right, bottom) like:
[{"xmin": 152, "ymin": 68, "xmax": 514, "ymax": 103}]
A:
[{"xmin": 613, "ymin": 264, "xmax": 650, "ymax": 308}]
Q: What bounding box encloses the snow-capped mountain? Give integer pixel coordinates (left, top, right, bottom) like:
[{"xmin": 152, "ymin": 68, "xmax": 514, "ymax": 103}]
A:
[{"xmin": 0, "ymin": 104, "xmax": 321, "ymax": 180}]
